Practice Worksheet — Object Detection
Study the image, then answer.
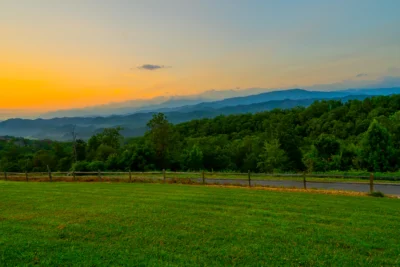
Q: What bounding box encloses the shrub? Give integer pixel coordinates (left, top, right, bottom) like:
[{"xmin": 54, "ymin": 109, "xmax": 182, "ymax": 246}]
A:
[
  {"xmin": 368, "ymin": 191, "xmax": 385, "ymax": 197},
  {"xmin": 87, "ymin": 161, "xmax": 106, "ymax": 172},
  {"xmin": 71, "ymin": 161, "xmax": 89, "ymax": 172}
]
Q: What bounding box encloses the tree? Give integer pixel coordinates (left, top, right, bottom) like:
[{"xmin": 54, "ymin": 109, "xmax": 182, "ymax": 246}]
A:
[
  {"xmin": 314, "ymin": 134, "xmax": 340, "ymax": 160},
  {"xmin": 184, "ymin": 145, "xmax": 203, "ymax": 171},
  {"xmin": 71, "ymin": 125, "xmax": 78, "ymax": 163},
  {"xmin": 57, "ymin": 157, "xmax": 72, "ymax": 171},
  {"xmin": 105, "ymin": 154, "xmax": 120, "ymax": 170},
  {"xmin": 71, "ymin": 161, "xmax": 89, "ymax": 172},
  {"xmin": 75, "ymin": 139, "xmax": 87, "ymax": 161},
  {"xmin": 302, "ymin": 145, "xmax": 319, "ymax": 173},
  {"xmin": 146, "ymin": 113, "xmax": 173, "ymax": 169},
  {"xmin": 130, "ymin": 141, "xmax": 156, "ymax": 171},
  {"xmin": 99, "ymin": 127, "xmax": 123, "ymax": 150},
  {"xmin": 32, "ymin": 150, "xmax": 56, "ymax": 172},
  {"xmin": 87, "ymin": 135, "xmax": 101, "ymax": 160},
  {"xmin": 360, "ymin": 120, "xmax": 395, "ymax": 172},
  {"xmin": 257, "ymin": 139, "xmax": 288, "ymax": 173},
  {"xmin": 303, "ymin": 134, "xmax": 341, "ymax": 172},
  {"xmin": 87, "ymin": 161, "xmax": 106, "ymax": 172},
  {"xmin": 96, "ymin": 144, "xmax": 117, "ymax": 161}
]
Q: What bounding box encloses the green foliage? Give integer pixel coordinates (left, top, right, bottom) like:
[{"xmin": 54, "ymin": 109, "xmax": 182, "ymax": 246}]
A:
[
  {"xmin": 360, "ymin": 120, "xmax": 395, "ymax": 172},
  {"xmin": 87, "ymin": 161, "xmax": 106, "ymax": 172},
  {"xmin": 368, "ymin": 191, "xmax": 385, "ymax": 197},
  {"xmin": 57, "ymin": 157, "xmax": 72, "ymax": 171},
  {"xmin": 71, "ymin": 161, "xmax": 90, "ymax": 172},
  {"xmin": 95, "ymin": 144, "xmax": 117, "ymax": 161},
  {"xmin": 257, "ymin": 139, "xmax": 288, "ymax": 173},
  {"xmin": 75, "ymin": 139, "xmax": 87, "ymax": 161},
  {"xmin": 146, "ymin": 113, "xmax": 177, "ymax": 169},
  {"xmin": 2, "ymin": 95, "xmax": 400, "ymax": 173},
  {"xmin": 314, "ymin": 134, "xmax": 340, "ymax": 159},
  {"xmin": 105, "ymin": 154, "xmax": 120, "ymax": 170},
  {"xmin": 183, "ymin": 145, "xmax": 204, "ymax": 171},
  {"xmin": 98, "ymin": 127, "xmax": 123, "ymax": 150}
]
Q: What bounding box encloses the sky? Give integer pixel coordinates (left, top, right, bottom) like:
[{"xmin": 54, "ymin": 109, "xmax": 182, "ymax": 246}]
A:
[{"xmin": 1, "ymin": 0, "xmax": 400, "ymax": 115}]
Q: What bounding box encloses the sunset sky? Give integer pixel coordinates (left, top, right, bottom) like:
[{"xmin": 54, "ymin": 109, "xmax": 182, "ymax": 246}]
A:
[{"xmin": 1, "ymin": 0, "xmax": 399, "ymax": 114}]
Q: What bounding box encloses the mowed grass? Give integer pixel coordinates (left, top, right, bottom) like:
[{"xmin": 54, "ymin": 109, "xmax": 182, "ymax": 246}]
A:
[{"xmin": 0, "ymin": 182, "xmax": 399, "ymax": 266}]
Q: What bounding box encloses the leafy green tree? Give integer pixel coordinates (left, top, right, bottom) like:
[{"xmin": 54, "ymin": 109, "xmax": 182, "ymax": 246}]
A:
[
  {"xmin": 105, "ymin": 154, "xmax": 120, "ymax": 170},
  {"xmin": 32, "ymin": 150, "xmax": 56, "ymax": 171},
  {"xmin": 57, "ymin": 157, "xmax": 72, "ymax": 171},
  {"xmin": 71, "ymin": 161, "xmax": 90, "ymax": 172},
  {"xmin": 314, "ymin": 134, "xmax": 340, "ymax": 160},
  {"xmin": 96, "ymin": 144, "xmax": 117, "ymax": 161},
  {"xmin": 99, "ymin": 127, "xmax": 123, "ymax": 150},
  {"xmin": 87, "ymin": 135, "xmax": 101, "ymax": 160},
  {"xmin": 146, "ymin": 113, "xmax": 174, "ymax": 169},
  {"xmin": 75, "ymin": 139, "xmax": 87, "ymax": 161},
  {"xmin": 184, "ymin": 145, "xmax": 203, "ymax": 171},
  {"xmin": 360, "ymin": 120, "xmax": 395, "ymax": 172},
  {"xmin": 87, "ymin": 161, "xmax": 106, "ymax": 172},
  {"xmin": 302, "ymin": 145, "xmax": 319, "ymax": 173},
  {"xmin": 257, "ymin": 139, "xmax": 288, "ymax": 173}
]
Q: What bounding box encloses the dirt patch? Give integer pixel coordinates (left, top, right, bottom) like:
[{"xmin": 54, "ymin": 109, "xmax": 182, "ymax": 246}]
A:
[
  {"xmin": 204, "ymin": 184, "xmax": 372, "ymax": 197},
  {"xmin": 57, "ymin": 224, "xmax": 66, "ymax": 230}
]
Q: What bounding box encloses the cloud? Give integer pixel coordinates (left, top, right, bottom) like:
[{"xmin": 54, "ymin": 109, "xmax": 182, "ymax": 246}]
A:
[
  {"xmin": 356, "ymin": 73, "xmax": 368, "ymax": 78},
  {"xmin": 137, "ymin": 64, "xmax": 170, "ymax": 71}
]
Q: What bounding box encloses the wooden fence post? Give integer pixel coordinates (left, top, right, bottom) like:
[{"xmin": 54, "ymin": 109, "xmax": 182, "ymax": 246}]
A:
[
  {"xmin": 4, "ymin": 171, "xmax": 7, "ymax": 181},
  {"xmin": 98, "ymin": 170, "xmax": 102, "ymax": 182},
  {"xmin": 202, "ymin": 170, "xmax": 205, "ymax": 184},
  {"xmin": 248, "ymin": 170, "xmax": 251, "ymax": 187},
  {"xmin": 370, "ymin": 173, "xmax": 374, "ymax": 193},
  {"xmin": 73, "ymin": 171, "xmax": 76, "ymax": 181},
  {"xmin": 163, "ymin": 169, "xmax": 166, "ymax": 182},
  {"xmin": 129, "ymin": 170, "xmax": 132, "ymax": 183},
  {"xmin": 303, "ymin": 173, "xmax": 307, "ymax": 190},
  {"xmin": 26, "ymin": 171, "xmax": 29, "ymax": 182},
  {"xmin": 47, "ymin": 165, "xmax": 52, "ymax": 182}
]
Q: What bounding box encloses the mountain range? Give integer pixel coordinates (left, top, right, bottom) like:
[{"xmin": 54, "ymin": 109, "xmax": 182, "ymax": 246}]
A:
[
  {"xmin": 39, "ymin": 88, "xmax": 272, "ymax": 119},
  {"xmin": 1, "ymin": 87, "xmax": 399, "ymax": 141}
]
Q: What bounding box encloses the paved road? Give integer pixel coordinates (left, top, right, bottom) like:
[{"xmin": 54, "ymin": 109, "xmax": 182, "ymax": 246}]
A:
[{"xmin": 185, "ymin": 178, "xmax": 400, "ymax": 195}]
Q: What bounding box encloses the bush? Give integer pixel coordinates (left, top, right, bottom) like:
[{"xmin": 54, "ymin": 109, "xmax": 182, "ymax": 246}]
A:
[
  {"xmin": 368, "ymin": 191, "xmax": 385, "ymax": 198},
  {"xmin": 87, "ymin": 161, "xmax": 106, "ymax": 172},
  {"xmin": 71, "ymin": 161, "xmax": 89, "ymax": 172}
]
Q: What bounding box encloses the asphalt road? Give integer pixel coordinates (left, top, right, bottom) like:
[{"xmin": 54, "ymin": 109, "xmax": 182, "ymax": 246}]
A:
[{"xmin": 192, "ymin": 178, "xmax": 400, "ymax": 195}]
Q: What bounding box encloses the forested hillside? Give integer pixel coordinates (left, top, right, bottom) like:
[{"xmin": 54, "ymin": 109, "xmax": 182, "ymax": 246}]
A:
[
  {"xmin": 1, "ymin": 87, "xmax": 399, "ymax": 141},
  {"xmin": 1, "ymin": 95, "xmax": 400, "ymax": 173}
]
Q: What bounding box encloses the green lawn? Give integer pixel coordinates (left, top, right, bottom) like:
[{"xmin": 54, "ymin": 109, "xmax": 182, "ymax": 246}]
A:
[{"xmin": 0, "ymin": 182, "xmax": 399, "ymax": 266}]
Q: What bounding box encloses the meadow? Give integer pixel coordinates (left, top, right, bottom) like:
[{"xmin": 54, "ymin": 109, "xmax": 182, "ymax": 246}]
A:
[{"xmin": 0, "ymin": 181, "xmax": 399, "ymax": 266}]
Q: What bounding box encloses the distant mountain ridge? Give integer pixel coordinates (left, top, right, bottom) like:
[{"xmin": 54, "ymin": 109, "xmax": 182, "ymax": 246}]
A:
[
  {"xmin": 2, "ymin": 87, "xmax": 399, "ymax": 141},
  {"xmin": 38, "ymin": 85, "xmax": 400, "ymax": 119},
  {"xmin": 137, "ymin": 87, "xmax": 400, "ymax": 114},
  {"xmin": 40, "ymin": 88, "xmax": 270, "ymax": 119}
]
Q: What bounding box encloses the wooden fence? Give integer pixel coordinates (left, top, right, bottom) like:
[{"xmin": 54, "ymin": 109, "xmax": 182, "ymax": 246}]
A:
[{"xmin": 0, "ymin": 169, "xmax": 392, "ymax": 194}]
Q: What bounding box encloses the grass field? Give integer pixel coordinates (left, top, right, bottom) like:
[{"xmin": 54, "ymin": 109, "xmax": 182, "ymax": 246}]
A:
[{"xmin": 1, "ymin": 182, "xmax": 399, "ymax": 266}]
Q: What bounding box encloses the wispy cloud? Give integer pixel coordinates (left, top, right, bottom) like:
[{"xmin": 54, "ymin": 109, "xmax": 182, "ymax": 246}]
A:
[
  {"xmin": 356, "ymin": 73, "xmax": 368, "ymax": 78},
  {"xmin": 137, "ymin": 64, "xmax": 171, "ymax": 71}
]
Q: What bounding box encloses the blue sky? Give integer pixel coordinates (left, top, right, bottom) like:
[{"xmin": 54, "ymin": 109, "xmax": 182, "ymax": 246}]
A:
[{"xmin": 1, "ymin": 0, "xmax": 399, "ymax": 114}]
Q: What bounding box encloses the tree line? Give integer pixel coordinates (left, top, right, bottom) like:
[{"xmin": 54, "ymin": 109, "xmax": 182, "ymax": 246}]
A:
[{"xmin": 1, "ymin": 95, "xmax": 400, "ymax": 173}]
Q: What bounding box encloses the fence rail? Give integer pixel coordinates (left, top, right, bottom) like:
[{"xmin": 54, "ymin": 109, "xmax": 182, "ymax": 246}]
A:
[{"xmin": 2, "ymin": 169, "xmax": 400, "ymax": 195}]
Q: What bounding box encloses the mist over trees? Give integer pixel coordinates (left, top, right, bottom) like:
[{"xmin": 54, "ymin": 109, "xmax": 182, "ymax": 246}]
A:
[{"xmin": 1, "ymin": 95, "xmax": 400, "ymax": 173}]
